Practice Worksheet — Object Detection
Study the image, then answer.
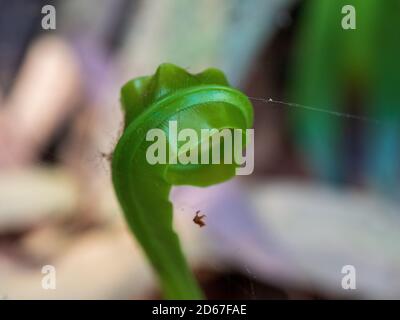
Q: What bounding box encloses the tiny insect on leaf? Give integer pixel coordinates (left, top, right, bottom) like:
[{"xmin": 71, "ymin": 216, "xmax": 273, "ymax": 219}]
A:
[{"xmin": 193, "ymin": 210, "xmax": 206, "ymax": 227}]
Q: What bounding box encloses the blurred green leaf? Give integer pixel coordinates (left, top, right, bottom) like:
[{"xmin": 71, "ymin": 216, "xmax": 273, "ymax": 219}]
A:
[{"xmin": 290, "ymin": 0, "xmax": 400, "ymax": 188}]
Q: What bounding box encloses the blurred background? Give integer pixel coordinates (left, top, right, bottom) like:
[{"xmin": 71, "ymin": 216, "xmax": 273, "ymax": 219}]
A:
[{"xmin": 0, "ymin": 0, "xmax": 399, "ymax": 299}]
